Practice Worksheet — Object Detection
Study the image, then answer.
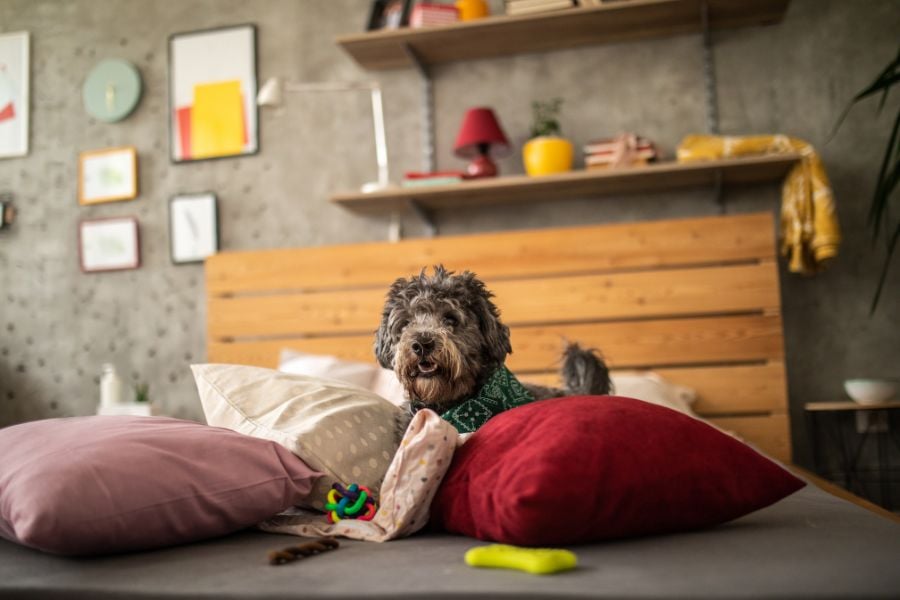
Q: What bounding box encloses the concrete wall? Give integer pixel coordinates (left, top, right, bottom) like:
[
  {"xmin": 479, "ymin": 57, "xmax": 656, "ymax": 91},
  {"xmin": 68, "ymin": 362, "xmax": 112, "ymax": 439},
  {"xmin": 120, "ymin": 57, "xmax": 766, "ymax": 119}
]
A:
[{"xmin": 1, "ymin": 1, "xmax": 897, "ymax": 475}]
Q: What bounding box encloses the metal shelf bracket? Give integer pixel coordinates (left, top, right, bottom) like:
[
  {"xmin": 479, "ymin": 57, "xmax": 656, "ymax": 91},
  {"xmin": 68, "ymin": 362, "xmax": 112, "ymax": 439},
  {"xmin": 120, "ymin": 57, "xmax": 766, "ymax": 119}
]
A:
[
  {"xmin": 407, "ymin": 199, "xmax": 437, "ymax": 238},
  {"xmin": 403, "ymin": 43, "xmax": 436, "ymax": 174}
]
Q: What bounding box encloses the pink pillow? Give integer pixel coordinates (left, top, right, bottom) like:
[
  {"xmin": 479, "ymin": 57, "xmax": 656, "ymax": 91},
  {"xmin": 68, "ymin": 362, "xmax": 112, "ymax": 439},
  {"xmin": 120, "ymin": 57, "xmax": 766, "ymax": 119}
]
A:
[
  {"xmin": 0, "ymin": 416, "xmax": 321, "ymax": 555},
  {"xmin": 430, "ymin": 396, "xmax": 804, "ymax": 546}
]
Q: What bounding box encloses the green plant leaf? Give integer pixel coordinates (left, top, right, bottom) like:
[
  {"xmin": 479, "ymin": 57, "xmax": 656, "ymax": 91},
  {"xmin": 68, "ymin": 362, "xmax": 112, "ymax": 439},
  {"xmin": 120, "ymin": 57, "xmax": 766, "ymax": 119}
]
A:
[
  {"xmin": 869, "ymin": 107, "xmax": 900, "ymax": 231},
  {"xmin": 852, "ymin": 47, "xmax": 899, "ymax": 104},
  {"xmin": 829, "ymin": 46, "xmax": 900, "ymax": 141},
  {"xmin": 870, "ymin": 221, "xmax": 899, "ymax": 315}
]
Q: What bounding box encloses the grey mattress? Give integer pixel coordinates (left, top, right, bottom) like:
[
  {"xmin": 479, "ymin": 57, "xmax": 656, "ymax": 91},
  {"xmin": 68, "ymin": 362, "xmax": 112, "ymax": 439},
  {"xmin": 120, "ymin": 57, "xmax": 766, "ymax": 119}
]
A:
[{"xmin": 1, "ymin": 484, "xmax": 899, "ymax": 600}]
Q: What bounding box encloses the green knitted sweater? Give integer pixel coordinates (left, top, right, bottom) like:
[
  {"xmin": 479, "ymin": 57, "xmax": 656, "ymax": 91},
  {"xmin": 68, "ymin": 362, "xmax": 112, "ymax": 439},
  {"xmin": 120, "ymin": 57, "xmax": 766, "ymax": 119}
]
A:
[{"xmin": 439, "ymin": 365, "xmax": 535, "ymax": 433}]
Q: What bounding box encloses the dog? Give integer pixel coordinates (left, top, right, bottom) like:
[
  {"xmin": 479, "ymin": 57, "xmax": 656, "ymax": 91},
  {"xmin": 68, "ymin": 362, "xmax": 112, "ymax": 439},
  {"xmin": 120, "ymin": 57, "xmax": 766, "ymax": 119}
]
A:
[{"xmin": 374, "ymin": 265, "xmax": 611, "ymax": 434}]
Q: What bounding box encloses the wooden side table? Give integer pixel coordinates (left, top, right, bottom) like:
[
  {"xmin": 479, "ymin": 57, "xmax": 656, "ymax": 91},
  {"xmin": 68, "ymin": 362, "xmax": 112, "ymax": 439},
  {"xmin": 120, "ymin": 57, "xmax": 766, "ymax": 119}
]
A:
[{"xmin": 804, "ymin": 401, "xmax": 900, "ymax": 510}]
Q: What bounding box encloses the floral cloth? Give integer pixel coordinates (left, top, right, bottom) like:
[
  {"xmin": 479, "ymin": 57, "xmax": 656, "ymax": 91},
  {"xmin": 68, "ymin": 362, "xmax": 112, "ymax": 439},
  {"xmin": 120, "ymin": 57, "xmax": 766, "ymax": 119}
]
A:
[
  {"xmin": 258, "ymin": 409, "xmax": 458, "ymax": 542},
  {"xmin": 676, "ymin": 134, "xmax": 841, "ymax": 275}
]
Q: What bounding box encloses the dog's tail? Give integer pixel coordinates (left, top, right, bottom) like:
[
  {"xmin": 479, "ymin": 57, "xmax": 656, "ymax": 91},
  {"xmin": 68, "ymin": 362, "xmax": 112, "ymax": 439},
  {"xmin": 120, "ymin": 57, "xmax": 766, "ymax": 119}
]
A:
[{"xmin": 561, "ymin": 342, "xmax": 611, "ymax": 396}]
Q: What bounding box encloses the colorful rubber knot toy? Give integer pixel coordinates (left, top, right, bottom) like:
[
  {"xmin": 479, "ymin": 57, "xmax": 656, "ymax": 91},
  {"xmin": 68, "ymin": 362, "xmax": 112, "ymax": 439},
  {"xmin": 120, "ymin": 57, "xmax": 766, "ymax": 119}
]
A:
[{"xmin": 325, "ymin": 483, "xmax": 377, "ymax": 523}]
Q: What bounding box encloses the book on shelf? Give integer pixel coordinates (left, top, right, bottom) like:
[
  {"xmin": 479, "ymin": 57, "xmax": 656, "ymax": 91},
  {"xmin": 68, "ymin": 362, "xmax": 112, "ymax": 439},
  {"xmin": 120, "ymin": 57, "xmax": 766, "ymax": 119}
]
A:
[
  {"xmin": 505, "ymin": 0, "xmax": 577, "ymax": 16},
  {"xmin": 401, "ymin": 171, "xmax": 466, "ymax": 187},
  {"xmin": 583, "ymin": 134, "xmax": 659, "ymax": 169},
  {"xmin": 410, "ymin": 3, "xmax": 460, "ymax": 28}
]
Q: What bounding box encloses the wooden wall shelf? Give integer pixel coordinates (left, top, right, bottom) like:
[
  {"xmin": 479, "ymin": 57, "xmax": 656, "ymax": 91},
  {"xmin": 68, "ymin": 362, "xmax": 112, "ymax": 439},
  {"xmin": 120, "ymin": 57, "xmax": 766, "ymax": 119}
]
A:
[
  {"xmin": 336, "ymin": 0, "xmax": 790, "ymax": 71},
  {"xmin": 330, "ymin": 154, "xmax": 800, "ymax": 214}
]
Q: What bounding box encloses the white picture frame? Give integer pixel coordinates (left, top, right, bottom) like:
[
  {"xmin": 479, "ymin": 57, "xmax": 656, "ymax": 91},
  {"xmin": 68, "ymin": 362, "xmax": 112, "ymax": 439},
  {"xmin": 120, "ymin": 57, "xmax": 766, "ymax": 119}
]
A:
[
  {"xmin": 169, "ymin": 192, "xmax": 219, "ymax": 264},
  {"xmin": 78, "ymin": 146, "xmax": 138, "ymax": 205},
  {"xmin": 0, "ymin": 31, "xmax": 30, "ymax": 158},
  {"xmin": 79, "ymin": 217, "xmax": 141, "ymax": 273}
]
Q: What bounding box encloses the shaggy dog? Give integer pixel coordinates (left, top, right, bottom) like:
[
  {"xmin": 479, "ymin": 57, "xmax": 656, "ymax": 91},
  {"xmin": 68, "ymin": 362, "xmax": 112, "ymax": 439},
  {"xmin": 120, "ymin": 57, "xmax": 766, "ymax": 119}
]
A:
[{"xmin": 375, "ymin": 265, "xmax": 611, "ymax": 433}]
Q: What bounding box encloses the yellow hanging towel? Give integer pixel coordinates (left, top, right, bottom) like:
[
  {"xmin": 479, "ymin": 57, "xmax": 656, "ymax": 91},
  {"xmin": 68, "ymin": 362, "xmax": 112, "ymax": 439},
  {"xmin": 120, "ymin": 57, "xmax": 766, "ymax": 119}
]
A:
[{"xmin": 676, "ymin": 134, "xmax": 840, "ymax": 275}]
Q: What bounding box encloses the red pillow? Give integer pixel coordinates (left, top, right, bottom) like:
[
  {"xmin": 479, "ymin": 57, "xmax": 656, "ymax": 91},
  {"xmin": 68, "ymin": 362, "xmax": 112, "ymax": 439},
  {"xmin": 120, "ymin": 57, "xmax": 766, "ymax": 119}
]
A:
[
  {"xmin": 430, "ymin": 396, "xmax": 804, "ymax": 545},
  {"xmin": 0, "ymin": 416, "xmax": 321, "ymax": 555}
]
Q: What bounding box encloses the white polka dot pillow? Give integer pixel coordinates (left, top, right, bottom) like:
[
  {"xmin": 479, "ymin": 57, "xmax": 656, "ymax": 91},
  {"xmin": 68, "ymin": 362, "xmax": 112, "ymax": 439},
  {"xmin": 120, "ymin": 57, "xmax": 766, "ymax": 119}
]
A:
[{"xmin": 192, "ymin": 364, "xmax": 402, "ymax": 510}]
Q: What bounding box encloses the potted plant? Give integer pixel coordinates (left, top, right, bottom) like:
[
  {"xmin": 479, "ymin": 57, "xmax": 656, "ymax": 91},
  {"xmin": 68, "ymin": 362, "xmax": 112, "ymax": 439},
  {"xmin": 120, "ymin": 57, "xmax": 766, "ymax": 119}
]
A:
[
  {"xmin": 134, "ymin": 381, "xmax": 150, "ymax": 404},
  {"xmin": 523, "ymin": 98, "xmax": 574, "ymax": 176}
]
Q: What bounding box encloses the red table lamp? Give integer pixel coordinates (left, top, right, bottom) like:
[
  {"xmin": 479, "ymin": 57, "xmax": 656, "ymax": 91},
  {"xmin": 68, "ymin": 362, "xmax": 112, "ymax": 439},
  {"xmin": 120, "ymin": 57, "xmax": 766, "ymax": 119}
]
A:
[{"xmin": 454, "ymin": 107, "xmax": 511, "ymax": 178}]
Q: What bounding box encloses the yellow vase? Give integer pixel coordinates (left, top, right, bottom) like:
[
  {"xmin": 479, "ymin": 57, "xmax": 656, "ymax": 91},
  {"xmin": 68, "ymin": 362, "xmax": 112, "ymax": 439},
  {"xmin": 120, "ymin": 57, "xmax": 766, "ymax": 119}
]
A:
[
  {"xmin": 523, "ymin": 136, "xmax": 574, "ymax": 176},
  {"xmin": 455, "ymin": 0, "xmax": 489, "ymax": 20}
]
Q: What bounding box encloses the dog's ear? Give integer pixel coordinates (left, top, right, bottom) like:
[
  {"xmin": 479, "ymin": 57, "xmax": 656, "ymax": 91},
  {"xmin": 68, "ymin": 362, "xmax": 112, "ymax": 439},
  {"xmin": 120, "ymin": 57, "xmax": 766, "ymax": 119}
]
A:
[
  {"xmin": 461, "ymin": 272, "xmax": 512, "ymax": 365},
  {"xmin": 374, "ymin": 277, "xmax": 410, "ymax": 368},
  {"xmin": 373, "ymin": 315, "xmax": 393, "ymax": 369}
]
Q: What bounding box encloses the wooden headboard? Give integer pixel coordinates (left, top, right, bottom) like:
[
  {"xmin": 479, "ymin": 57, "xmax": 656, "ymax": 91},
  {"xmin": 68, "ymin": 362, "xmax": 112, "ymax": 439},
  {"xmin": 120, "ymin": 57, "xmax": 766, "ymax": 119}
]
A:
[{"xmin": 206, "ymin": 212, "xmax": 791, "ymax": 462}]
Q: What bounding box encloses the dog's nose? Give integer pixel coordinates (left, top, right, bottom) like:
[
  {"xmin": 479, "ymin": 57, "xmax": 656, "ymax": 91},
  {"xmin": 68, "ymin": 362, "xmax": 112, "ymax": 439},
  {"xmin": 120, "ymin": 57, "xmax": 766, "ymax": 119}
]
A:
[{"xmin": 411, "ymin": 337, "xmax": 434, "ymax": 357}]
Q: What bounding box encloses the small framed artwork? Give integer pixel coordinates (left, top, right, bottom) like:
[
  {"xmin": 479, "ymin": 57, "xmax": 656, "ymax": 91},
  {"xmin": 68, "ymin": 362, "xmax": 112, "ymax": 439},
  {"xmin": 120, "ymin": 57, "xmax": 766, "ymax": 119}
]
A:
[
  {"xmin": 78, "ymin": 146, "xmax": 138, "ymax": 205},
  {"xmin": 0, "ymin": 31, "xmax": 30, "ymax": 158},
  {"xmin": 78, "ymin": 217, "xmax": 140, "ymax": 273},
  {"xmin": 168, "ymin": 24, "xmax": 258, "ymax": 163},
  {"xmin": 366, "ymin": 0, "xmax": 412, "ymax": 30},
  {"xmin": 169, "ymin": 192, "xmax": 219, "ymax": 264}
]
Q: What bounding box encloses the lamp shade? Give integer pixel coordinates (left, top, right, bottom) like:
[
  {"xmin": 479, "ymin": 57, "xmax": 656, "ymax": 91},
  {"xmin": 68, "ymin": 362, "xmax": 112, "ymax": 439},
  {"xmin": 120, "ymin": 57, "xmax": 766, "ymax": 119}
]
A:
[{"xmin": 454, "ymin": 108, "xmax": 511, "ymax": 159}]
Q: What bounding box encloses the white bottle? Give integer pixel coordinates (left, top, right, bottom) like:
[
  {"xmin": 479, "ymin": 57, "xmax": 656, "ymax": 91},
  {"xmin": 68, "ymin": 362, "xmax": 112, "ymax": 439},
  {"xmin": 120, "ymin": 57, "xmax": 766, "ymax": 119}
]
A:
[{"xmin": 99, "ymin": 363, "xmax": 124, "ymax": 407}]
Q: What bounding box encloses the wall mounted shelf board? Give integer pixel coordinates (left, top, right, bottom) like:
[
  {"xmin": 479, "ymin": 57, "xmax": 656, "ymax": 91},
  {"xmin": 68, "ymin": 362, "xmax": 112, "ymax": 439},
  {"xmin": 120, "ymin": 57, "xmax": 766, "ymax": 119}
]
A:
[
  {"xmin": 330, "ymin": 154, "xmax": 800, "ymax": 214},
  {"xmin": 336, "ymin": 0, "xmax": 790, "ymax": 71}
]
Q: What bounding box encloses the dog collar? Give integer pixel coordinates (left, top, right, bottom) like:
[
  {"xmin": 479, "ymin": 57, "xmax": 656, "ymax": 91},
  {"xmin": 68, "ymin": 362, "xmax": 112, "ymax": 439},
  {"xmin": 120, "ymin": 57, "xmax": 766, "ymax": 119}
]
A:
[{"xmin": 440, "ymin": 365, "xmax": 535, "ymax": 433}]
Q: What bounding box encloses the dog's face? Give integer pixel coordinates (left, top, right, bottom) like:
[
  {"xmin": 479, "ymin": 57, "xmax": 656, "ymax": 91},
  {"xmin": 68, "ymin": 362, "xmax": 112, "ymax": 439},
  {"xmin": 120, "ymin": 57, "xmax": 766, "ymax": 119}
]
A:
[{"xmin": 374, "ymin": 266, "xmax": 512, "ymax": 412}]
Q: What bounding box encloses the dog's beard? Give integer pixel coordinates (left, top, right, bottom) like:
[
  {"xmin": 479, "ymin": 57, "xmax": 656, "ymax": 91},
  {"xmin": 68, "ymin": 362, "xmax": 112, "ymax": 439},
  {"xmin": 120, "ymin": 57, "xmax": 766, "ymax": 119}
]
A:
[{"xmin": 395, "ymin": 332, "xmax": 478, "ymax": 412}]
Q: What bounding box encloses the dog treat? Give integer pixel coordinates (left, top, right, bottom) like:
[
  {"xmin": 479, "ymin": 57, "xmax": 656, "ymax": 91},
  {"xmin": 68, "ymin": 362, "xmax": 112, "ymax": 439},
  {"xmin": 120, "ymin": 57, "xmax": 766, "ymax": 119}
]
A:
[
  {"xmin": 464, "ymin": 544, "xmax": 577, "ymax": 575},
  {"xmin": 325, "ymin": 482, "xmax": 378, "ymax": 523},
  {"xmin": 268, "ymin": 537, "xmax": 340, "ymax": 565}
]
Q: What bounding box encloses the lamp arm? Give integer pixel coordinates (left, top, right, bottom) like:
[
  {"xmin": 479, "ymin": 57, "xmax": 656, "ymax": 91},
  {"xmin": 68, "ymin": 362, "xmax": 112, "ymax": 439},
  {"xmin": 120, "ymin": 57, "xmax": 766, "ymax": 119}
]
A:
[
  {"xmin": 261, "ymin": 78, "xmax": 391, "ymax": 191},
  {"xmin": 282, "ymin": 81, "xmax": 377, "ymax": 93}
]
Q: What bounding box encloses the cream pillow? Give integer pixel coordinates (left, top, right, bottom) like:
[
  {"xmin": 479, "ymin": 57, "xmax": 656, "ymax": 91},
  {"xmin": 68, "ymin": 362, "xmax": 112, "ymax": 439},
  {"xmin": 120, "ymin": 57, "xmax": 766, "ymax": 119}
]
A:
[
  {"xmin": 278, "ymin": 349, "xmax": 378, "ymax": 390},
  {"xmin": 278, "ymin": 349, "xmax": 408, "ymax": 407},
  {"xmin": 610, "ymin": 372, "xmax": 699, "ymax": 417},
  {"xmin": 192, "ymin": 364, "xmax": 402, "ymax": 510}
]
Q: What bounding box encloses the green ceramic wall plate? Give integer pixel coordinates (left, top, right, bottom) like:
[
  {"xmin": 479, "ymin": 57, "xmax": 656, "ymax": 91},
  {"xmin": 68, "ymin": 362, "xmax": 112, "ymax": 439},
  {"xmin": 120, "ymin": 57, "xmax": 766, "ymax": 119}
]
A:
[{"xmin": 82, "ymin": 59, "xmax": 142, "ymax": 123}]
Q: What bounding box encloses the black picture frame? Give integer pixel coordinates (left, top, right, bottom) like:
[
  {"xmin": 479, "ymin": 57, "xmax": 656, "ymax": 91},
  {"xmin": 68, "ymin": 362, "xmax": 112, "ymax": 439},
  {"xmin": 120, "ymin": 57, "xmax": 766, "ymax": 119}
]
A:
[
  {"xmin": 167, "ymin": 24, "xmax": 259, "ymax": 164},
  {"xmin": 366, "ymin": 0, "xmax": 413, "ymax": 31}
]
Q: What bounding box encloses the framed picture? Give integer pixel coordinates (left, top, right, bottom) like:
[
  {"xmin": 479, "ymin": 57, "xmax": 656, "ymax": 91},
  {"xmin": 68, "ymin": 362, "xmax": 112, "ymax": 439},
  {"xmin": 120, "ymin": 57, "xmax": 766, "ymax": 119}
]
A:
[
  {"xmin": 168, "ymin": 24, "xmax": 258, "ymax": 163},
  {"xmin": 78, "ymin": 146, "xmax": 138, "ymax": 205},
  {"xmin": 169, "ymin": 192, "xmax": 219, "ymax": 264},
  {"xmin": 78, "ymin": 217, "xmax": 140, "ymax": 273},
  {"xmin": 366, "ymin": 0, "xmax": 413, "ymax": 30},
  {"xmin": 0, "ymin": 31, "xmax": 29, "ymax": 158}
]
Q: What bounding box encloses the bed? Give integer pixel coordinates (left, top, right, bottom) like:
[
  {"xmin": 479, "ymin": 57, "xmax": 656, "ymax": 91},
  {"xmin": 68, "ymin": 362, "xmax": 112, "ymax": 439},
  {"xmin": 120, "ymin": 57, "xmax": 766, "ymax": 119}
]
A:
[{"xmin": 2, "ymin": 211, "xmax": 899, "ymax": 599}]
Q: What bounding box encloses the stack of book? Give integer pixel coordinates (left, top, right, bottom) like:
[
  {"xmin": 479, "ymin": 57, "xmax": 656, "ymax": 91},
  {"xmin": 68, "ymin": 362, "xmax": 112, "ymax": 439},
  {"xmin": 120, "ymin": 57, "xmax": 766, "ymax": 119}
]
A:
[
  {"xmin": 401, "ymin": 171, "xmax": 466, "ymax": 188},
  {"xmin": 410, "ymin": 3, "xmax": 459, "ymax": 28},
  {"xmin": 584, "ymin": 134, "xmax": 658, "ymax": 170},
  {"xmin": 505, "ymin": 0, "xmax": 577, "ymax": 16}
]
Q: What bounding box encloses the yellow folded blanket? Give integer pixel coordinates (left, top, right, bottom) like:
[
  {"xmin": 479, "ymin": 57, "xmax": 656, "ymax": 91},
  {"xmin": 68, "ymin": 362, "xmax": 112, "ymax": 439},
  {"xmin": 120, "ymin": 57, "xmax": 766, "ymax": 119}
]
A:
[{"xmin": 676, "ymin": 134, "xmax": 840, "ymax": 275}]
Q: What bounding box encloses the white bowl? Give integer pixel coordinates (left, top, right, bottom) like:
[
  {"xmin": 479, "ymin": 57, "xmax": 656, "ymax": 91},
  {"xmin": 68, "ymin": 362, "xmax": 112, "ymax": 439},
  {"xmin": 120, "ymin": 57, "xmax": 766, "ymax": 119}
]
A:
[{"xmin": 843, "ymin": 379, "xmax": 898, "ymax": 405}]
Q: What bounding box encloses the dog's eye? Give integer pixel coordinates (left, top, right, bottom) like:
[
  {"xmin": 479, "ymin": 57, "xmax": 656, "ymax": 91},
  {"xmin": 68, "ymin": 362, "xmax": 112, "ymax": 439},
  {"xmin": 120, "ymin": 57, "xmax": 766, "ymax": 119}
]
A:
[{"xmin": 442, "ymin": 315, "xmax": 458, "ymax": 328}]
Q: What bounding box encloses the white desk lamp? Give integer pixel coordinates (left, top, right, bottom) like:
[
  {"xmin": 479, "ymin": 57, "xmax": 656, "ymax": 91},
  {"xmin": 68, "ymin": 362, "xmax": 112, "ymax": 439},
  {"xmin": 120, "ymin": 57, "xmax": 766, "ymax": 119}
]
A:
[{"xmin": 257, "ymin": 77, "xmax": 391, "ymax": 194}]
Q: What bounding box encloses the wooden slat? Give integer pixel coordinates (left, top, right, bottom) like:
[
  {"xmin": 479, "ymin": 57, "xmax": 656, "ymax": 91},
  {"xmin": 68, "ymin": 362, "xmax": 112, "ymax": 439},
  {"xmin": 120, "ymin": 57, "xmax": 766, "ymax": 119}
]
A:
[
  {"xmin": 708, "ymin": 414, "xmax": 792, "ymax": 463},
  {"xmin": 207, "ymin": 314, "xmax": 784, "ymax": 374},
  {"xmin": 521, "ymin": 362, "xmax": 788, "ymax": 416},
  {"xmin": 208, "ymin": 263, "xmax": 779, "ymax": 339},
  {"xmin": 659, "ymin": 362, "xmax": 788, "ymax": 415},
  {"xmin": 507, "ymin": 315, "xmax": 784, "ymax": 370},
  {"xmin": 208, "ymin": 336, "xmax": 374, "ymax": 369},
  {"xmin": 206, "ymin": 212, "xmax": 775, "ymax": 295}
]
